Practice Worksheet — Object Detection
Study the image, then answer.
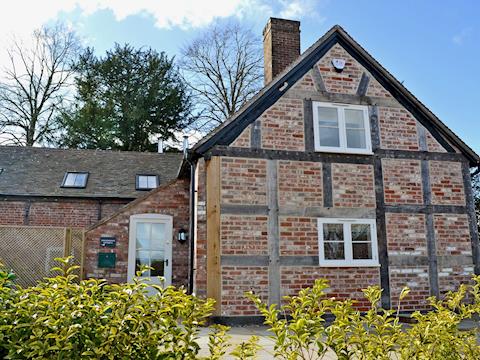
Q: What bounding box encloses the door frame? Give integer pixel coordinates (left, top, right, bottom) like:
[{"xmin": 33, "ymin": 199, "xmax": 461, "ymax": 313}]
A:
[{"xmin": 127, "ymin": 213, "xmax": 173, "ymax": 285}]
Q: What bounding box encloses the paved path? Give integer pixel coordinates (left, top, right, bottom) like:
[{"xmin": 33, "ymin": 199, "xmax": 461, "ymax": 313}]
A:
[
  {"xmin": 197, "ymin": 326, "xmax": 337, "ymax": 359},
  {"xmin": 197, "ymin": 320, "xmax": 479, "ymax": 359}
]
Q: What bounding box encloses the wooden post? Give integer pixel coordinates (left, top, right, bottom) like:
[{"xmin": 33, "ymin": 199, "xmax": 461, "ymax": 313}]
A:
[
  {"xmin": 79, "ymin": 230, "xmax": 85, "ymax": 280},
  {"xmin": 64, "ymin": 227, "xmax": 72, "ymax": 272},
  {"xmin": 206, "ymin": 156, "xmax": 222, "ymax": 315}
]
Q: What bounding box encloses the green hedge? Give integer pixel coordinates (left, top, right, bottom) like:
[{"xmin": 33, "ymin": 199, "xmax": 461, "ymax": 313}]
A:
[{"xmin": 1, "ymin": 258, "xmax": 480, "ymax": 359}]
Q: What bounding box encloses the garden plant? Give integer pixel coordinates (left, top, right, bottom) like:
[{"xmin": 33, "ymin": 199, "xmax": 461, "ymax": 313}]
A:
[{"xmin": 1, "ymin": 258, "xmax": 480, "ymax": 359}]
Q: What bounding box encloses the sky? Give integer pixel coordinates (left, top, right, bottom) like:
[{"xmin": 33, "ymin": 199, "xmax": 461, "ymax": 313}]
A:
[{"xmin": 0, "ymin": 0, "xmax": 479, "ymax": 152}]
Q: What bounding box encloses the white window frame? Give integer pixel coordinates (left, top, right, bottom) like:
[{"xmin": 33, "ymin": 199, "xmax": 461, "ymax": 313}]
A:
[
  {"xmin": 312, "ymin": 102, "xmax": 372, "ymax": 154},
  {"xmin": 317, "ymin": 218, "xmax": 379, "ymax": 267}
]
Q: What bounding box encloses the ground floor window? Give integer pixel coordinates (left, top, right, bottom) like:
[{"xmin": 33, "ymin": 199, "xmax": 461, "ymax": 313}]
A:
[{"xmin": 317, "ymin": 218, "xmax": 379, "ymax": 267}]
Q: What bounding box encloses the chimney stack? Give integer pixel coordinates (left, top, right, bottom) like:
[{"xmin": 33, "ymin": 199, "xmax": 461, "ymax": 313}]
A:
[{"xmin": 263, "ymin": 18, "xmax": 301, "ymax": 84}]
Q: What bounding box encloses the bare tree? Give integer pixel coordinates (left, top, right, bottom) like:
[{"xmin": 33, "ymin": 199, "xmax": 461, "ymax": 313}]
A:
[
  {"xmin": 0, "ymin": 24, "xmax": 81, "ymax": 146},
  {"xmin": 180, "ymin": 21, "xmax": 263, "ymax": 132}
]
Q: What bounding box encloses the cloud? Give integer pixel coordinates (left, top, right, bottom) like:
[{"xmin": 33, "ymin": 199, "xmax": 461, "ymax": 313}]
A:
[
  {"xmin": 452, "ymin": 27, "xmax": 472, "ymax": 45},
  {"xmin": 0, "ymin": 0, "xmax": 325, "ymax": 37},
  {"xmin": 278, "ymin": 0, "xmax": 322, "ymax": 19}
]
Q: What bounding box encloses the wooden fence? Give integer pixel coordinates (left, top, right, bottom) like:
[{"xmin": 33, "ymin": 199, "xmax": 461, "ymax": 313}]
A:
[{"xmin": 0, "ymin": 226, "xmax": 84, "ymax": 287}]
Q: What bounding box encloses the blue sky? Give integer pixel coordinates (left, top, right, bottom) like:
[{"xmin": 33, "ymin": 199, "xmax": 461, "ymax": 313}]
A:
[{"xmin": 2, "ymin": 1, "xmax": 478, "ymax": 152}]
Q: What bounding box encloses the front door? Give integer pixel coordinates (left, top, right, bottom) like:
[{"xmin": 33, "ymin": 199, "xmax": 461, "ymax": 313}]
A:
[{"xmin": 127, "ymin": 214, "xmax": 173, "ymax": 287}]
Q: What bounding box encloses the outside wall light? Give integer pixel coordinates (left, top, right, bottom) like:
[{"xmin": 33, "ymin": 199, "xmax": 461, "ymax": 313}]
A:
[{"xmin": 177, "ymin": 229, "xmax": 188, "ymax": 243}]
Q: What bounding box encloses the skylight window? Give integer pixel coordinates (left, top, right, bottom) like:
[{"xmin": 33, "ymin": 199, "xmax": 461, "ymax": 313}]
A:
[
  {"xmin": 62, "ymin": 172, "xmax": 88, "ymax": 188},
  {"xmin": 136, "ymin": 175, "xmax": 159, "ymax": 190}
]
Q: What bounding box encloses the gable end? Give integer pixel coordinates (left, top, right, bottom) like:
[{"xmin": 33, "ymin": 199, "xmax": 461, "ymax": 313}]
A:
[{"xmin": 193, "ymin": 26, "xmax": 479, "ymax": 166}]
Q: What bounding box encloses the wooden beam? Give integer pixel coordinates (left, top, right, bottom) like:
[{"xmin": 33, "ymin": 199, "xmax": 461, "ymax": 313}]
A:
[
  {"xmin": 206, "ymin": 156, "xmax": 222, "ymax": 315},
  {"xmin": 357, "ymin": 73, "xmax": 370, "ymax": 96},
  {"xmin": 267, "ymin": 160, "xmax": 281, "ymax": 307}
]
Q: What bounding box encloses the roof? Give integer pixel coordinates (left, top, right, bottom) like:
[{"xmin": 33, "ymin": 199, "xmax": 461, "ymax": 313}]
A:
[
  {"xmin": 192, "ymin": 25, "xmax": 479, "ymax": 166},
  {"xmin": 0, "ymin": 146, "xmax": 183, "ymax": 199}
]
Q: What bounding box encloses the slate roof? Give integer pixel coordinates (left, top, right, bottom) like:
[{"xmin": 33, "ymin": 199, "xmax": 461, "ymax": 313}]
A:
[
  {"xmin": 0, "ymin": 146, "xmax": 183, "ymax": 199},
  {"xmin": 192, "ymin": 24, "xmax": 479, "ymax": 166}
]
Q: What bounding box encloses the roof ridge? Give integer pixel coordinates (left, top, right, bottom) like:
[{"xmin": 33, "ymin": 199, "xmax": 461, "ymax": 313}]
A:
[{"xmin": 0, "ymin": 145, "xmax": 182, "ymax": 156}]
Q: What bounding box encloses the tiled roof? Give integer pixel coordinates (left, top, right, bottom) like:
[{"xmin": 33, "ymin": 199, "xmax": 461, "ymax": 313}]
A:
[{"xmin": 0, "ymin": 146, "xmax": 183, "ymax": 198}]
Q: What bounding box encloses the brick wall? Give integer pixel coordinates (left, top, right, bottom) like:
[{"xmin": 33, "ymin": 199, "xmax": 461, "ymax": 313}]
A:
[
  {"xmin": 389, "ymin": 267, "xmax": 430, "ymax": 310},
  {"xmin": 0, "ymin": 201, "xmax": 26, "ymax": 225},
  {"xmin": 278, "ymin": 160, "xmax": 322, "ymax": 208},
  {"xmin": 332, "ymin": 163, "xmax": 375, "ymax": 208},
  {"xmin": 379, "ymin": 107, "xmax": 419, "ymax": 151},
  {"xmin": 316, "ymin": 44, "xmax": 363, "ymax": 94},
  {"xmin": 221, "ymin": 215, "xmax": 268, "ymax": 255},
  {"xmin": 260, "ymin": 98, "xmax": 304, "ymax": 151},
  {"xmin": 382, "ymin": 159, "xmax": 423, "ymax": 205},
  {"xmin": 84, "ymin": 179, "xmax": 190, "ymax": 286},
  {"xmin": 222, "ymin": 266, "xmax": 269, "ymax": 316},
  {"xmin": 281, "ymin": 267, "xmax": 380, "ymax": 310},
  {"xmin": 386, "ymin": 213, "xmax": 427, "ymax": 256},
  {"xmin": 279, "ymin": 217, "xmax": 318, "ymax": 256},
  {"xmin": 430, "ymin": 161, "xmax": 465, "ymax": 205},
  {"xmin": 221, "ymin": 157, "xmax": 267, "ymax": 205},
  {"xmin": 0, "ymin": 198, "xmax": 128, "ymax": 228}
]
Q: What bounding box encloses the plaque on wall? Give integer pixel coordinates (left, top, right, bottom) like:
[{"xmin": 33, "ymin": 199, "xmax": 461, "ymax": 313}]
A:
[{"xmin": 100, "ymin": 236, "xmax": 116, "ymax": 248}]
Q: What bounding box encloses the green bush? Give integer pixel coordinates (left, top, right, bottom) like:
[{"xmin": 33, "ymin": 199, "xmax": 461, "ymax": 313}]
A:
[
  {"xmin": 247, "ymin": 277, "xmax": 480, "ymax": 360},
  {"xmin": 0, "ymin": 258, "xmax": 220, "ymax": 359},
  {"xmin": 2, "ymin": 257, "xmax": 480, "ymax": 359}
]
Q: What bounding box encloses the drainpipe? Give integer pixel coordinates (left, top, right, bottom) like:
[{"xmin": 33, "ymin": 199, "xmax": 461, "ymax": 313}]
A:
[{"xmin": 183, "ymin": 136, "xmax": 197, "ymax": 294}]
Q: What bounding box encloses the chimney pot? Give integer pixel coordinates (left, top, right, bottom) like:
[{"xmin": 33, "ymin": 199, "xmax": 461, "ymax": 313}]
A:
[{"xmin": 263, "ymin": 18, "xmax": 301, "ymax": 85}]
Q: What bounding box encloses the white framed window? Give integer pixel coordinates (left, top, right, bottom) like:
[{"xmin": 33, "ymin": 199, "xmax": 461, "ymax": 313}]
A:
[
  {"xmin": 61, "ymin": 172, "xmax": 89, "ymax": 188},
  {"xmin": 136, "ymin": 174, "xmax": 159, "ymax": 190},
  {"xmin": 317, "ymin": 218, "xmax": 379, "ymax": 267},
  {"xmin": 312, "ymin": 102, "xmax": 372, "ymax": 154}
]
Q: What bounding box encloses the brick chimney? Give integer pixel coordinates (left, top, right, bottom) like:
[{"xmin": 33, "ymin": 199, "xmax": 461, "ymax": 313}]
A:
[{"xmin": 263, "ymin": 18, "xmax": 301, "ymax": 84}]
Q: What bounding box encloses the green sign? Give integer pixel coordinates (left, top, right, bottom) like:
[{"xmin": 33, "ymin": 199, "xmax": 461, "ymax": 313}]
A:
[{"xmin": 98, "ymin": 253, "xmax": 116, "ymax": 268}]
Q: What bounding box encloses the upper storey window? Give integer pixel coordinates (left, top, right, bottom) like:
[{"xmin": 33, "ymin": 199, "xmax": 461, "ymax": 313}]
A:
[
  {"xmin": 312, "ymin": 102, "xmax": 372, "ymax": 154},
  {"xmin": 62, "ymin": 172, "xmax": 89, "ymax": 188}
]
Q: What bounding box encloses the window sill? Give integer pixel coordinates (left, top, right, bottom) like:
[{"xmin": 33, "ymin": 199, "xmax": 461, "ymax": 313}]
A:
[
  {"xmin": 314, "ymin": 147, "xmax": 374, "ymax": 156},
  {"xmin": 318, "ymin": 262, "xmax": 380, "ymax": 268}
]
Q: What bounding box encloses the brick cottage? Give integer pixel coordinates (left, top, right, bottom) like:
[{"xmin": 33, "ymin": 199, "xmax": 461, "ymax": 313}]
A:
[{"xmin": 1, "ymin": 18, "xmax": 479, "ymax": 322}]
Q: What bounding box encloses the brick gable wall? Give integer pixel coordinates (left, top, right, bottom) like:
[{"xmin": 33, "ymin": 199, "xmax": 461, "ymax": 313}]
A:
[
  {"xmin": 84, "ymin": 180, "xmax": 190, "ymax": 286},
  {"xmin": 197, "ymin": 40, "xmax": 477, "ymax": 317}
]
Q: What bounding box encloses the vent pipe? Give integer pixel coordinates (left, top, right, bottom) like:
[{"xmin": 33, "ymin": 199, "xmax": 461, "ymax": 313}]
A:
[
  {"xmin": 157, "ymin": 139, "xmax": 164, "ymax": 153},
  {"xmin": 182, "ymin": 135, "xmax": 189, "ymax": 159}
]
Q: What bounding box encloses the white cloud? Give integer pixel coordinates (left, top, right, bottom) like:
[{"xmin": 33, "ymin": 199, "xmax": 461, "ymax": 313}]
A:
[
  {"xmin": 0, "ymin": 0, "xmax": 325, "ymax": 37},
  {"xmin": 279, "ymin": 0, "xmax": 320, "ymax": 19}
]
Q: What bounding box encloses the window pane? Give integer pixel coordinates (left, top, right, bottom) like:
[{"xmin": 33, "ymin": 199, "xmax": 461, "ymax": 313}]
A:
[
  {"xmin": 317, "ymin": 107, "xmax": 338, "ymax": 127},
  {"xmin": 323, "ymin": 223, "xmax": 344, "ymax": 241},
  {"xmin": 345, "ymin": 109, "xmax": 365, "ymax": 129},
  {"xmin": 138, "ymin": 176, "xmax": 148, "ymax": 189},
  {"xmin": 147, "ymin": 176, "xmax": 157, "ymax": 189},
  {"xmin": 74, "ymin": 173, "xmax": 87, "ymax": 187},
  {"xmin": 136, "ymin": 223, "xmax": 150, "ymax": 250},
  {"xmin": 319, "ymin": 127, "xmax": 340, "ymax": 147},
  {"xmin": 135, "ymin": 251, "xmax": 150, "ymax": 276},
  {"xmin": 150, "ymin": 251, "xmax": 165, "ymax": 277},
  {"xmin": 324, "ymin": 242, "xmax": 345, "ymax": 260},
  {"xmin": 346, "ymin": 129, "xmax": 366, "ymax": 149},
  {"xmin": 353, "ymin": 242, "xmax": 372, "ymax": 259},
  {"xmin": 64, "ymin": 173, "xmax": 76, "ymax": 186},
  {"xmin": 351, "ymin": 224, "xmax": 371, "ymax": 242},
  {"xmin": 151, "ymin": 223, "xmax": 165, "ymax": 250}
]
